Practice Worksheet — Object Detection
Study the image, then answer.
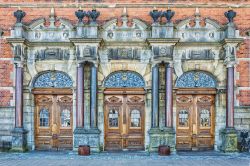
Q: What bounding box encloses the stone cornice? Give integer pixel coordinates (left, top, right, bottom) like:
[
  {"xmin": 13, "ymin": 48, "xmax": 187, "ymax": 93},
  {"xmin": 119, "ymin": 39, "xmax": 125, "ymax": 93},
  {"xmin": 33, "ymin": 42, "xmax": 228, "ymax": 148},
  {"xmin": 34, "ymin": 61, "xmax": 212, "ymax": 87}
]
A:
[
  {"xmin": 146, "ymin": 38, "xmax": 180, "ymax": 45},
  {"xmin": 70, "ymin": 38, "xmax": 103, "ymax": 46},
  {"xmin": 176, "ymin": 42, "xmax": 222, "ymax": 47},
  {"xmin": 1, "ymin": 3, "xmax": 250, "ymax": 8},
  {"xmin": 221, "ymin": 38, "xmax": 244, "ymax": 45}
]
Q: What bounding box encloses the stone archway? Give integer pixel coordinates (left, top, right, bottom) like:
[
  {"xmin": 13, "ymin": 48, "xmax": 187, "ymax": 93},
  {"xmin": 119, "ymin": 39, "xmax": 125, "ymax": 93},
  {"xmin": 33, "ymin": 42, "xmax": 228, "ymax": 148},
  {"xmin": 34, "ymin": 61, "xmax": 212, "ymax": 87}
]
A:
[
  {"xmin": 32, "ymin": 71, "xmax": 74, "ymax": 150},
  {"xmin": 175, "ymin": 70, "xmax": 217, "ymax": 151},
  {"xmin": 103, "ymin": 70, "xmax": 146, "ymax": 151}
]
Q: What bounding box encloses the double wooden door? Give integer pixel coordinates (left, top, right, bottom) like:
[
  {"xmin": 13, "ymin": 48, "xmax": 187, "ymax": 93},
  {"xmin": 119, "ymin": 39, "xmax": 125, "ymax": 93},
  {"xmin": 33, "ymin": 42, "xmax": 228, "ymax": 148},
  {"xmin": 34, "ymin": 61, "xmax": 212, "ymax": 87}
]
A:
[
  {"xmin": 104, "ymin": 89, "xmax": 145, "ymax": 151},
  {"xmin": 35, "ymin": 94, "xmax": 73, "ymax": 150},
  {"xmin": 176, "ymin": 93, "xmax": 215, "ymax": 151}
]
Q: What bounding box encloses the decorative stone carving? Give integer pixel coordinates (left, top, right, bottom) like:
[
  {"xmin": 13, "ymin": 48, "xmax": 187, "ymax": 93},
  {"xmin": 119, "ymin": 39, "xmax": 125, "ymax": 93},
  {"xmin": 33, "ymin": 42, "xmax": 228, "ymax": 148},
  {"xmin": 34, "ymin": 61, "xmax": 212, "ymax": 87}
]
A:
[
  {"xmin": 176, "ymin": 71, "xmax": 216, "ymax": 88},
  {"xmin": 108, "ymin": 48, "xmax": 140, "ymax": 60},
  {"xmin": 161, "ymin": 9, "xmax": 175, "ymax": 23},
  {"xmin": 87, "ymin": 8, "xmax": 100, "ymax": 24},
  {"xmin": 102, "ymin": 17, "xmax": 149, "ymax": 41},
  {"xmin": 153, "ymin": 46, "xmax": 173, "ymax": 58},
  {"xmin": 176, "ymin": 9, "xmax": 223, "ymax": 42},
  {"xmin": 75, "ymin": 9, "xmax": 86, "ymax": 23},
  {"xmin": 149, "ymin": 8, "xmax": 162, "ymax": 23},
  {"xmin": 33, "ymin": 71, "xmax": 73, "ymax": 88},
  {"xmin": 181, "ymin": 49, "xmax": 215, "ymax": 60},
  {"xmin": 224, "ymin": 10, "xmax": 236, "ymax": 23},
  {"xmin": 14, "ymin": 9, "xmax": 26, "ymax": 23},
  {"xmin": 104, "ymin": 71, "xmax": 145, "ymax": 88},
  {"xmin": 35, "ymin": 48, "xmax": 70, "ymax": 61},
  {"xmin": 75, "ymin": 45, "xmax": 97, "ymax": 60}
]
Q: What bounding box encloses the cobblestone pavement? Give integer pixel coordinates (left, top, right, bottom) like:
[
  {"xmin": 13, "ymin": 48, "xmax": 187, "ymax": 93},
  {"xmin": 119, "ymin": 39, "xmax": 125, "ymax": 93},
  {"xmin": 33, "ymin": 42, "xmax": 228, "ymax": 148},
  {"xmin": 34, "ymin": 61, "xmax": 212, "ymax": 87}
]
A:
[{"xmin": 0, "ymin": 151, "xmax": 249, "ymax": 166}]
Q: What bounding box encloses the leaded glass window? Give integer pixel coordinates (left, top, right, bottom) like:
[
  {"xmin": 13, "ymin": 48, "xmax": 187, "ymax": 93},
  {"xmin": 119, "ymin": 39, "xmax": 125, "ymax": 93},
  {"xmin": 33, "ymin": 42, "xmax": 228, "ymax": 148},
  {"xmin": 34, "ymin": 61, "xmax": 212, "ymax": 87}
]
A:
[
  {"xmin": 34, "ymin": 71, "xmax": 73, "ymax": 88},
  {"xmin": 39, "ymin": 108, "xmax": 49, "ymax": 127},
  {"xmin": 61, "ymin": 109, "xmax": 71, "ymax": 127},
  {"xmin": 109, "ymin": 109, "xmax": 119, "ymax": 127},
  {"xmin": 176, "ymin": 71, "xmax": 216, "ymax": 88},
  {"xmin": 200, "ymin": 109, "xmax": 211, "ymax": 127},
  {"xmin": 131, "ymin": 110, "xmax": 141, "ymax": 127},
  {"xmin": 179, "ymin": 110, "xmax": 189, "ymax": 127},
  {"xmin": 104, "ymin": 71, "xmax": 145, "ymax": 88}
]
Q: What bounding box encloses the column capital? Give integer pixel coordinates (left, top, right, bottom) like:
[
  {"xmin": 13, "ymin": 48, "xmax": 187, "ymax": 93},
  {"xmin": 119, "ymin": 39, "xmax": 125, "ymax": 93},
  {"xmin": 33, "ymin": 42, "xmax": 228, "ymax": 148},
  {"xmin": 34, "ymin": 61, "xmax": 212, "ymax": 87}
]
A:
[
  {"xmin": 14, "ymin": 61, "xmax": 25, "ymax": 68},
  {"xmin": 167, "ymin": 61, "xmax": 174, "ymax": 68},
  {"xmin": 225, "ymin": 61, "xmax": 236, "ymax": 68}
]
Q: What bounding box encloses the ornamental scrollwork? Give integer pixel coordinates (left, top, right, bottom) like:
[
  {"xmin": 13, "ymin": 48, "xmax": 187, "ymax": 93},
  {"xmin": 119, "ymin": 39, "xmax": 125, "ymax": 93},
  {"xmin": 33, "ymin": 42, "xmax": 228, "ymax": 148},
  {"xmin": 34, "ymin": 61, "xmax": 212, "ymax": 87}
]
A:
[
  {"xmin": 176, "ymin": 71, "xmax": 216, "ymax": 88},
  {"xmin": 33, "ymin": 71, "xmax": 73, "ymax": 88},
  {"xmin": 104, "ymin": 71, "xmax": 145, "ymax": 88}
]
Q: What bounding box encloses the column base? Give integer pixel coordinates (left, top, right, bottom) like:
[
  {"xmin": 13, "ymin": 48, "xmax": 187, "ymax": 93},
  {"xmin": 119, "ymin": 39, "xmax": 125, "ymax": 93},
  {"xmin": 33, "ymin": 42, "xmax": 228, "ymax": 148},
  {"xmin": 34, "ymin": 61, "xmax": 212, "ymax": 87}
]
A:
[
  {"xmin": 148, "ymin": 127, "xmax": 175, "ymax": 152},
  {"xmin": 220, "ymin": 127, "xmax": 238, "ymax": 153},
  {"xmin": 73, "ymin": 127, "xmax": 101, "ymax": 153},
  {"xmin": 10, "ymin": 127, "xmax": 28, "ymax": 152}
]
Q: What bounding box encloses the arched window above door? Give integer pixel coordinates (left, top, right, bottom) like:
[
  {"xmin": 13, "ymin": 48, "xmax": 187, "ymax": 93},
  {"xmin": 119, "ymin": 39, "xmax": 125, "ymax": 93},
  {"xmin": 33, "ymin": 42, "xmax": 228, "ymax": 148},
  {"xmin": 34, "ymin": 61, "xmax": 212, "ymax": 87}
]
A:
[
  {"xmin": 176, "ymin": 71, "xmax": 216, "ymax": 88},
  {"xmin": 33, "ymin": 71, "xmax": 73, "ymax": 88},
  {"xmin": 104, "ymin": 71, "xmax": 145, "ymax": 88}
]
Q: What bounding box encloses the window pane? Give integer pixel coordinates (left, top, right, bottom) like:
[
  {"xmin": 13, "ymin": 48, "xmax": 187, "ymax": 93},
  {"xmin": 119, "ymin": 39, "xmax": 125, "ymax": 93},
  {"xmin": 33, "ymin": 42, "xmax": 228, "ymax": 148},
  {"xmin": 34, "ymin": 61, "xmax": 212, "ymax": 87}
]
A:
[
  {"xmin": 109, "ymin": 109, "xmax": 119, "ymax": 127},
  {"xmin": 200, "ymin": 109, "xmax": 211, "ymax": 127},
  {"xmin": 179, "ymin": 110, "xmax": 189, "ymax": 127},
  {"xmin": 39, "ymin": 108, "xmax": 49, "ymax": 127},
  {"xmin": 131, "ymin": 110, "xmax": 141, "ymax": 127},
  {"xmin": 61, "ymin": 109, "xmax": 71, "ymax": 127}
]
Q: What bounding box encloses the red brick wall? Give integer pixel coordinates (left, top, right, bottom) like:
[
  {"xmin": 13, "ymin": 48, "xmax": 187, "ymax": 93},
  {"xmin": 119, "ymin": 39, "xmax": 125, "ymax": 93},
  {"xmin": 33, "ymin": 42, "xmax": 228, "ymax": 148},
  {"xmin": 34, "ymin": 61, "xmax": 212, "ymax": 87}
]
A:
[{"xmin": 0, "ymin": 1, "xmax": 250, "ymax": 106}]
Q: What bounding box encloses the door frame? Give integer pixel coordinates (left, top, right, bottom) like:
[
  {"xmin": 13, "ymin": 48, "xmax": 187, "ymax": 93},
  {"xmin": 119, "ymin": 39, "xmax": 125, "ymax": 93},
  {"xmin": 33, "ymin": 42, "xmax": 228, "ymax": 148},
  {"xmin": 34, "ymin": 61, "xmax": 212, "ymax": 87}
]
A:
[
  {"xmin": 175, "ymin": 88, "xmax": 216, "ymax": 151},
  {"xmin": 32, "ymin": 88, "xmax": 73, "ymax": 150},
  {"xmin": 103, "ymin": 88, "xmax": 146, "ymax": 151}
]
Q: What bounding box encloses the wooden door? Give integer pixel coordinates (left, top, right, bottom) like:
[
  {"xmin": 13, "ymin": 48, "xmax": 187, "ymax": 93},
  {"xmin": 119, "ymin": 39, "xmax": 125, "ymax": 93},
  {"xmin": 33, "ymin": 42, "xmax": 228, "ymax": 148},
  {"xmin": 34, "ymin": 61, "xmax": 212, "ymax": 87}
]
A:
[
  {"xmin": 176, "ymin": 94, "xmax": 215, "ymax": 151},
  {"xmin": 104, "ymin": 90, "xmax": 145, "ymax": 151},
  {"xmin": 35, "ymin": 94, "xmax": 73, "ymax": 150}
]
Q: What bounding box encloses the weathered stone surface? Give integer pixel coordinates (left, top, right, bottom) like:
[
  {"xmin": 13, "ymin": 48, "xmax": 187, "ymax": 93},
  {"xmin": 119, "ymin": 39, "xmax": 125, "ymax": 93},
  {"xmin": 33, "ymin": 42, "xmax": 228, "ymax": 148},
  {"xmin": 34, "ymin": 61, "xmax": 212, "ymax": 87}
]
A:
[
  {"xmin": 148, "ymin": 127, "xmax": 175, "ymax": 152},
  {"xmin": 73, "ymin": 128, "xmax": 101, "ymax": 152},
  {"xmin": 10, "ymin": 127, "xmax": 28, "ymax": 152},
  {"xmin": 220, "ymin": 128, "xmax": 238, "ymax": 153}
]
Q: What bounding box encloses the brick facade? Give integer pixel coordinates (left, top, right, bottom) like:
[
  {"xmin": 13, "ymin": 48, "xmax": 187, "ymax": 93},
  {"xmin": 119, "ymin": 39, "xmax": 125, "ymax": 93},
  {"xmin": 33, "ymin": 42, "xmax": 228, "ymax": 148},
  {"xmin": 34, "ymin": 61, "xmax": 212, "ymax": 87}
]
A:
[
  {"xmin": 0, "ymin": 2, "xmax": 250, "ymax": 107},
  {"xmin": 0, "ymin": 0, "xmax": 249, "ymax": 151}
]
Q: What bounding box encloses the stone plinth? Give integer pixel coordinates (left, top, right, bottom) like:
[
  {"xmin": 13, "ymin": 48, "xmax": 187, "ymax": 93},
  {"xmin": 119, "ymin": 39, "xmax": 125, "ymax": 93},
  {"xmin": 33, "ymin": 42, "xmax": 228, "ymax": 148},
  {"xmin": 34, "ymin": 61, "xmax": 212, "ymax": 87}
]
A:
[
  {"xmin": 149, "ymin": 127, "xmax": 175, "ymax": 152},
  {"xmin": 11, "ymin": 127, "xmax": 28, "ymax": 152},
  {"xmin": 74, "ymin": 128, "xmax": 101, "ymax": 152},
  {"xmin": 220, "ymin": 127, "xmax": 238, "ymax": 153}
]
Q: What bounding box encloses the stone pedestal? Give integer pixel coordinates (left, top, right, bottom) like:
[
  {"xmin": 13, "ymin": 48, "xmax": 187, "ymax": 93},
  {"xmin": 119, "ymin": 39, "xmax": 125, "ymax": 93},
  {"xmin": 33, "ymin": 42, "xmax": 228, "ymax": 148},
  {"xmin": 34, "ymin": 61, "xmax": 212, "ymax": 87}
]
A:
[
  {"xmin": 74, "ymin": 128, "xmax": 101, "ymax": 152},
  {"xmin": 11, "ymin": 127, "xmax": 28, "ymax": 152},
  {"xmin": 148, "ymin": 127, "xmax": 175, "ymax": 152},
  {"xmin": 220, "ymin": 127, "xmax": 238, "ymax": 152}
]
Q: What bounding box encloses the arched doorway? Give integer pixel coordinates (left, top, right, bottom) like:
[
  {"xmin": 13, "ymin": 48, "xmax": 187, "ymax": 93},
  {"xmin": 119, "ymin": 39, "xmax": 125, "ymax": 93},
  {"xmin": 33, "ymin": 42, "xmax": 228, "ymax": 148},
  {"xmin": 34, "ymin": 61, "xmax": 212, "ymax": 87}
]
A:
[
  {"xmin": 32, "ymin": 71, "xmax": 73, "ymax": 150},
  {"xmin": 103, "ymin": 71, "xmax": 145, "ymax": 151},
  {"xmin": 175, "ymin": 71, "xmax": 216, "ymax": 151}
]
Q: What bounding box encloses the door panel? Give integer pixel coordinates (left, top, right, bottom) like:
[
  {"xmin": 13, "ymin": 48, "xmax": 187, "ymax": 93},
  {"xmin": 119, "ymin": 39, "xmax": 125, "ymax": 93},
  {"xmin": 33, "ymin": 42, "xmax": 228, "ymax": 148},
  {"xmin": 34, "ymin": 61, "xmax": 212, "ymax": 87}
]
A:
[
  {"xmin": 35, "ymin": 94, "xmax": 73, "ymax": 150},
  {"xmin": 176, "ymin": 95, "xmax": 193, "ymax": 150},
  {"xmin": 176, "ymin": 94, "xmax": 215, "ymax": 151},
  {"xmin": 104, "ymin": 91, "xmax": 145, "ymax": 151}
]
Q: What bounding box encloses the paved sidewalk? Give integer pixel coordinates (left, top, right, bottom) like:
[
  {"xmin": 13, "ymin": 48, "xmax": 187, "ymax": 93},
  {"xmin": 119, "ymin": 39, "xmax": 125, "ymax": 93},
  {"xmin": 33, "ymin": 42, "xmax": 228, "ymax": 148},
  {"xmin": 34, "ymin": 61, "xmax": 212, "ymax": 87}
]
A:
[{"xmin": 0, "ymin": 151, "xmax": 249, "ymax": 166}]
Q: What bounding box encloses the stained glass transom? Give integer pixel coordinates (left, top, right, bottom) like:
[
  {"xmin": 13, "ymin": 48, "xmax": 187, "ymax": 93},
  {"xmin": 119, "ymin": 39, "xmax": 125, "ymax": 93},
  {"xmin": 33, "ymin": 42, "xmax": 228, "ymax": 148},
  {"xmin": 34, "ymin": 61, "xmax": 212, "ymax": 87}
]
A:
[
  {"xmin": 34, "ymin": 71, "xmax": 73, "ymax": 88},
  {"xmin": 104, "ymin": 71, "xmax": 145, "ymax": 88},
  {"xmin": 176, "ymin": 71, "xmax": 216, "ymax": 88}
]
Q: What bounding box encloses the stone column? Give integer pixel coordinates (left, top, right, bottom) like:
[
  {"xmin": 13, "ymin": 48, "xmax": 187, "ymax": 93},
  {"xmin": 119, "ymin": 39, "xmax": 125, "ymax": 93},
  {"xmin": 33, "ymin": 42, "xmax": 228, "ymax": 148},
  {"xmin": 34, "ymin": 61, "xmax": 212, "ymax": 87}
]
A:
[
  {"xmin": 226, "ymin": 65, "xmax": 234, "ymax": 128},
  {"xmin": 11, "ymin": 62, "xmax": 28, "ymax": 152},
  {"xmin": 151, "ymin": 64, "xmax": 159, "ymax": 128},
  {"xmin": 90, "ymin": 63, "xmax": 97, "ymax": 128},
  {"xmin": 165, "ymin": 63, "xmax": 173, "ymax": 128},
  {"xmin": 76, "ymin": 63, "xmax": 84, "ymax": 128},
  {"xmin": 221, "ymin": 62, "xmax": 238, "ymax": 152}
]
